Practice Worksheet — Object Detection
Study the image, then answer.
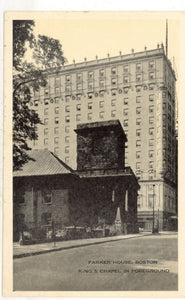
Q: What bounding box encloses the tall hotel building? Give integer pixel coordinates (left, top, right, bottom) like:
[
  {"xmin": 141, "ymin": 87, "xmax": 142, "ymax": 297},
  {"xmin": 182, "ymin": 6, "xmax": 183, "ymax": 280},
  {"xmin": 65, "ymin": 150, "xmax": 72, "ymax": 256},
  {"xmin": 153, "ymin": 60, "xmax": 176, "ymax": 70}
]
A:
[{"xmin": 30, "ymin": 44, "xmax": 177, "ymax": 231}]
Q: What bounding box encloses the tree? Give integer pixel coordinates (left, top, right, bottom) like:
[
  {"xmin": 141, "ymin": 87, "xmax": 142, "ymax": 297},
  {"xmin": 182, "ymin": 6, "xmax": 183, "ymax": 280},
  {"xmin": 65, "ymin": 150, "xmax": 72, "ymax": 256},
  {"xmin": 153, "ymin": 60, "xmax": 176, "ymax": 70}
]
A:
[{"xmin": 13, "ymin": 20, "xmax": 66, "ymax": 170}]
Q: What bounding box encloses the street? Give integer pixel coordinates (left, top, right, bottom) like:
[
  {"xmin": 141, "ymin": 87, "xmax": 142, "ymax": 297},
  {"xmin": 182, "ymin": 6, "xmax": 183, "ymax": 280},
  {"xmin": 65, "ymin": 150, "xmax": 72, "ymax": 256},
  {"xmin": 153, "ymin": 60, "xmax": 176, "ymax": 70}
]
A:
[{"xmin": 13, "ymin": 233, "xmax": 178, "ymax": 291}]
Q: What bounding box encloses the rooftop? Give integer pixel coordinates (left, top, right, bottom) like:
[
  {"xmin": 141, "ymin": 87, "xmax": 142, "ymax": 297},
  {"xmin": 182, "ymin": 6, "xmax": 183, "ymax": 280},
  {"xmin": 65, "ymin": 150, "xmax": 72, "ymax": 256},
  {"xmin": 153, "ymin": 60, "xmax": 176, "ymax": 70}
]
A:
[
  {"xmin": 75, "ymin": 119, "xmax": 127, "ymax": 140},
  {"xmin": 13, "ymin": 150, "xmax": 73, "ymax": 177}
]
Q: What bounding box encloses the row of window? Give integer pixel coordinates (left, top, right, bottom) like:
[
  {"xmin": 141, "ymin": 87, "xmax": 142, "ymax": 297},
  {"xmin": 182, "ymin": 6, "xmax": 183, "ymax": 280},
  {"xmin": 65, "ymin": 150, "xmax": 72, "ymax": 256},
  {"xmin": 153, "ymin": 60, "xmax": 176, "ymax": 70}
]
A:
[
  {"xmin": 136, "ymin": 150, "xmax": 155, "ymax": 159},
  {"xmin": 43, "ymin": 110, "xmax": 156, "ymax": 125},
  {"xmin": 66, "ymin": 82, "xmax": 155, "ymax": 93},
  {"xmin": 136, "ymin": 161, "xmax": 155, "ymax": 169},
  {"xmin": 51, "ymin": 60, "xmax": 156, "ymax": 85},
  {"xmin": 34, "ymin": 84, "xmax": 156, "ymax": 105},
  {"xmin": 35, "ymin": 93, "xmax": 156, "ymax": 108}
]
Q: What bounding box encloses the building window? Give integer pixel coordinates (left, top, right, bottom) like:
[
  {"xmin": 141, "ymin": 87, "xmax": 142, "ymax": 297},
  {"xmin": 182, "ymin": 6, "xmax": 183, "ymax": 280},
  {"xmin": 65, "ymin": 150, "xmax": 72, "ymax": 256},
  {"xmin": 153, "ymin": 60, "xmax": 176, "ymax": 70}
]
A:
[
  {"xmin": 88, "ymin": 92, "xmax": 93, "ymax": 99},
  {"xmin": 34, "ymin": 90, "xmax": 40, "ymax": 98},
  {"xmin": 44, "ymin": 89, "xmax": 49, "ymax": 96},
  {"xmin": 65, "ymin": 105, "xmax": 70, "ymax": 112},
  {"xmin": 123, "ymin": 76, "xmax": 129, "ymax": 84},
  {"xmin": 124, "ymin": 98, "xmax": 128, "ymax": 105},
  {"xmin": 111, "ymin": 66, "xmax": 116, "ymax": 75},
  {"xmin": 123, "ymin": 64, "xmax": 129, "ymax": 73},
  {"xmin": 99, "ymin": 111, "xmax": 104, "ymax": 119},
  {"xmin": 148, "ymin": 195, "xmax": 154, "ymax": 208},
  {"xmin": 136, "ymin": 140, "xmax": 141, "ymax": 147},
  {"xmin": 44, "ymin": 98, "xmax": 49, "ymax": 105},
  {"xmin": 149, "ymin": 72, "xmax": 155, "ymax": 81},
  {"xmin": 54, "ymin": 147, "xmax": 59, "ymax": 156},
  {"xmin": 66, "ymin": 75, "xmax": 71, "ymax": 82},
  {"xmin": 136, "ymin": 86, "xmax": 141, "ymax": 93},
  {"xmin": 99, "ymin": 101, "xmax": 104, "ymax": 108},
  {"xmin": 149, "ymin": 83, "xmax": 154, "ymax": 90},
  {"xmin": 34, "ymin": 100, "xmax": 39, "ymax": 106},
  {"xmin": 55, "ymin": 97, "xmax": 59, "ymax": 104},
  {"xmin": 41, "ymin": 212, "xmax": 52, "ymax": 225},
  {"xmin": 77, "ymin": 83, "xmax": 82, "ymax": 90},
  {"xmin": 136, "ymin": 129, "xmax": 141, "ymax": 137},
  {"xmin": 44, "ymin": 108, "xmax": 48, "ymax": 115},
  {"xmin": 123, "ymin": 108, "xmax": 128, "ymax": 116},
  {"xmin": 42, "ymin": 190, "xmax": 53, "ymax": 204},
  {"xmin": 149, "ymin": 128, "xmax": 154, "ymax": 135},
  {"xmin": 44, "ymin": 138, "xmax": 48, "ymax": 145},
  {"xmin": 99, "ymin": 69, "xmax": 105, "ymax": 77},
  {"xmin": 136, "ymin": 162, "xmax": 141, "ymax": 169},
  {"xmin": 136, "ymin": 107, "xmax": 141, "ymax": 114},
  {"xmin": 111, "ymin": 78, "xmax": 117, "ymax": 86},
  {"xmin": 136, "ymin": 63, "xmax": 142, "ymax": 72},
  {"xmin": 76, "ymin": 73, "xmax": 82, "ymax": 81},
  {"xmin": 66, "ymin": 85, "xmax": 71, "ymax": 93},
  {"xmin": 149, "ymin": 94, "xmax": 154, "ymax": 102},
  {"xmin": 136, "ymin": 74, "xmax": 142, "ymax": 83},
  {"xmin": 65, "ymin": 157, "xmax": 69, "ymax": 164},
  {"xmin": 55, "ymin": 87, "xmax": 60, "ymax": 95},
  {"xmin": 123, "ymin": 87, "xmax": 129, "ymax": 94},
  {"xmin": 149, "ymin": 60, "xmax": 155, "ymax": 69},
  {"xmin": 149, "ymin": 161, "xmax": 154, "ymax": 169},
  {"xmin": 149, "ymin": 105, "xmax": 154, "ymax": 113},
  {"xmin": 111, "ymin": 89, "xmax": 117, "ymax": 96},
  {"xmin": 54, "ymin": 137, "xmax": 59, "ymax": 144},
  {"xmin": 65, "ymin": 126, "xmax": 70, "ymax": 133},
  {"xmin": 111, "ymin": 99, "xmax": 116, "ymax": 106},
  {"xmin": 136, "ymin": 96, "xmax": 141, "ymax": 103},
  {"xmin": 136, "ymin": 118, "xmax": 141, "ymax": 126},
  {"xmin": 149, "ymin": 116, "xmax": 154, "ymax": 124},
  {"xmin": 162, "ymin": 91, "xmax": 166, "ymax": 98},
  {"xmin": 55, "ymin": 107, "xmax": 59, "ymax": 114},
  {"xmin": 65, "ymin": 146, "xmax": 69, "ymax": 153},
  {"xmin": 65, "ymin": 116, "xmax": 70, "ymax": 123},
  {"xmin": 136, "ymin": 151, "xmax": 141, "ymax": 159},
  {"xmin": 149, "ymin": 139, "xmax": 154, "ymax": 146},
  {"xmin": 76, "ymin": 104, "xmax": 81, "ymax": 111},
  {"xmin": 88, "ymin": 71, "xmax": 93, "ymax": 80},
  {"xmin": 76, "ymin": 114, "xmax": 81, "ymax": 121},
  {"xmin": 88, "ymin": 82, "xmax": 93, "ymax": 91},
  {"xmin": 55, "ymin": 77, "xmax": 60, "ymax": 86},
  {"xmin": 76, "ymin": 94, "xmax": 82, "ymax": 100},
  {"xmin": 149, "ymin": 150, "xmax": 154, "ymax": 158},
  {"xmin": 88, "ymin": 102, "xmax": 92, "ymax": 110},
  {"xmin": 111, "ymin": 110, "xmax": 116, "ymax": 117},
  {"xmin": 65, "ymin": 136, "xmax": 69, "ymax": 143},
  {"xmin": 44, "ymin": 118, "xmax": 48, "ymax": 125},
  {"xmin": 99, "ymin": 90, "xmax": 105, "ymax": 97},
  {"xmin": 124, "ymin": 119, "xmax": 128, "ymax": 127},
  {"xmin": 168, "ymin": 103, "xmax": 171, "ymax": 112},
  {"xmin": 44, "ymin": 128, "xmax": 48, "ymax": 135},
  {"xmin": 54, "ymin": 127, "xmax": 59, "ymax": 135},
  {"xmin": 99, "ymin": 80, "xmax": 105, "ymax": 88},
  {"xmin": 65, "ymin": 95, "xmax": 70, "ymax": 102},
  {"xmin": 55, "ymin": 117, "xmax": 59, "ymax": 124},
  {"xmin": 88, "ymin": 113, "xmax": 92, "ymax": 120}
]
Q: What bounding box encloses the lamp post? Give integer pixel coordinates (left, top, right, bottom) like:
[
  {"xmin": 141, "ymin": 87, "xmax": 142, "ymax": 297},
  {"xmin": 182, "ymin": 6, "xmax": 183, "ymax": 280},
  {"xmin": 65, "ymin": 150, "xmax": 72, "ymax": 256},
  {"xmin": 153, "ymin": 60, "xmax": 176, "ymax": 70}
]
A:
[{"xmin": 152, "ymin": 184, "xmax": 155, "ymax": 233}]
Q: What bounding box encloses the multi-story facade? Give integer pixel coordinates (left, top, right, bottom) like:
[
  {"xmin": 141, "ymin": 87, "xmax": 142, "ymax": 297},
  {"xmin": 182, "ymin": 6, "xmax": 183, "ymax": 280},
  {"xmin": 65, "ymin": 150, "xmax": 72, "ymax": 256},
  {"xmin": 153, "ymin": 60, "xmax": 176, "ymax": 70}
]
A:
[{"xmin": 29, "ymin": 44, "xmax": 177, "ymax": 230}]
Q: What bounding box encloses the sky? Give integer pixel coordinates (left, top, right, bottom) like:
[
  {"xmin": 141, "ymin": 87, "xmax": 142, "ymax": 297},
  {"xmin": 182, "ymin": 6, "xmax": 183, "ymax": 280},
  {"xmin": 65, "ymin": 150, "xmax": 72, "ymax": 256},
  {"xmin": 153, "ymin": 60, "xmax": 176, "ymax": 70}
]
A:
[{"xmin": 31, "ymin": 12, "xmax": 180, "ymax": 72}]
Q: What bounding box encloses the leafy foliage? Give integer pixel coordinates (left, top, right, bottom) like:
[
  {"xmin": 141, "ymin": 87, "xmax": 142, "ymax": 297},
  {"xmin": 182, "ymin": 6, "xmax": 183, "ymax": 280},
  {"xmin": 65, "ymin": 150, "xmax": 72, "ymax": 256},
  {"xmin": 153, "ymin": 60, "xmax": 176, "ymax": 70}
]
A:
[
  {"xmin": 13, "ymin": 20, "xmax": 66, "ymax": 170},
  {"xmin": 33, "ymin": 34, "xmax": 67, "ymax": 70}
]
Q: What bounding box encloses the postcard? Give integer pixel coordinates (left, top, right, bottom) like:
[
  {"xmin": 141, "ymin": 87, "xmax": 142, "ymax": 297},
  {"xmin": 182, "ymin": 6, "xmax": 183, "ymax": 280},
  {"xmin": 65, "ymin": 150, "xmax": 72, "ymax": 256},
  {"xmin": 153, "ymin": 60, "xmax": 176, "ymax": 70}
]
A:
[{"xmin": 3, "ymin": 11, "xmax": 185, "ymax": 298}]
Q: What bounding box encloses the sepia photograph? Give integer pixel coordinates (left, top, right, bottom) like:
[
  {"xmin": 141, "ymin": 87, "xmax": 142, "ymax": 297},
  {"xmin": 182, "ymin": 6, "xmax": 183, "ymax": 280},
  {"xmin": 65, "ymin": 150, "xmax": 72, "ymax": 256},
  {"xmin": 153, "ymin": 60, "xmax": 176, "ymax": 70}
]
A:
[{"xmin": 3, "ymin": 10, "xmax": 185, "ymax": 297}]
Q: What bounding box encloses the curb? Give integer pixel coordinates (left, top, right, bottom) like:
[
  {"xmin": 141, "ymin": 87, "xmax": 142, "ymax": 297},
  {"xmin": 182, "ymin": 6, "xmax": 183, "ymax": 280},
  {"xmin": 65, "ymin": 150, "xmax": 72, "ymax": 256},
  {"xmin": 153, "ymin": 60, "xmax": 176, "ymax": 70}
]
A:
[{"xmin": 13, "ymin": 234, "xmax": 148, "ymax": 259}]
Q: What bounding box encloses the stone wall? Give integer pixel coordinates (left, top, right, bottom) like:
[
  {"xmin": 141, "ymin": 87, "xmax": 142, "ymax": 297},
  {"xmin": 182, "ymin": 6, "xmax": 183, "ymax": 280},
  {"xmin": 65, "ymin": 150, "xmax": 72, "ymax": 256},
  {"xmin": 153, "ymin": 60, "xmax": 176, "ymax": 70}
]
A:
[{"xmin": 77, "ymin": 129, "xmax": 125, "ymax": 171}]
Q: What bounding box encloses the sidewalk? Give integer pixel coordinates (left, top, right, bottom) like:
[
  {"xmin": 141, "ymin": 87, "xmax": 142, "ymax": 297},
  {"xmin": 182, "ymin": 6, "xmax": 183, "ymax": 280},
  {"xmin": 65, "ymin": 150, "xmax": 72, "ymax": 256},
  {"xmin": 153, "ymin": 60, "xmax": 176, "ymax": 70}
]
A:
[{"xmin": 13, "ymin": 233, "xmax": 150, "ymax": 259}]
